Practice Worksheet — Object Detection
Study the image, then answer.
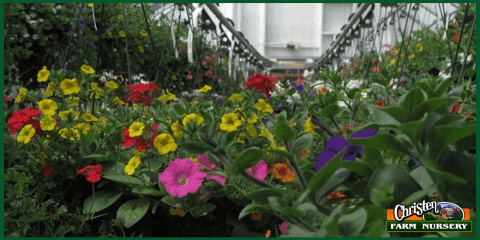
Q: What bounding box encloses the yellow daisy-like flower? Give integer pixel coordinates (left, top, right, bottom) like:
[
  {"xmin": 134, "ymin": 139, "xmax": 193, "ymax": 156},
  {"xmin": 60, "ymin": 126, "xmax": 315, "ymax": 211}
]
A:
[
  {"xmin": 113, "ymin": 96, "xmax": 125, "ymax": 105},
  {"xmin": 74, "ymin": 123, "xmax": 91, "ymax": 135},
  {"xmin": 17, "ymin": 125, "xmax": 35, "ymax": 144},
  {"xmin": 237, "ymin": 133, "xmax": 246, "ymax": 144},
  {"xmin": 158, "ymin": 90, "xmax": 176, "ymax": 103},
  {"xmin": 59, "ymin": 109, "xmax": 80, "ymax": 121},
  {"xmin": 107, "ymin": 31, "xmax": 113, "ymax": 38},
  {"xmin": 58, "ymin": 128, "xmax": 81, "ymax": 141},
  {"xmin": 15, "ymin": 87, "xmax": 28, "ymax": 103},
  {"xmin": 129, "ymin": 122, "xmax": 145, "ymax": 137},
  {"xmin": 44, "ymin": 83, "xmax": 56, "ymax": 97},
  {"xmin": 125, "ymin": 155, "xmax": 142, "ymax": 175},
  {"xmin": 171, "ymin": 121, "xmax": 184, "ymax": 139},
  {"xmin": 304, "ymin": 117, "xmax": 318, "ymax": 133},
  {"xmin": 153, "ymin": 133, "xmax": 178, "ymax": 155},
  {"xmin": 37, "ymin": 66, "xmax": 50, "ymax": 82},
  {"xmin": 182, "ymin": 113, "xmax": 204, "ymax": 127},
  {"xmin": 81, "ymin": 64, "xmax": 95, "ymax": 74},
  {"xmin": 228, "ymin": 93, "xmax": 244, "ymax": 103},
  {"xmin": 117, "ymin": 14, "xmax": 124, "ymax": 20},
  {"xmin": 60, "ymin": 78, "xmax": 81, "ymax": 95},
  {"xmin": 247, "ymin": 113, "xmax": 258, "ymax": 123},
  {"xmin": 138, "ymin": 45, "xmax": 145, "ymax": 53},
  {"xmin": 140, "ymin": 30, "xmax": 148, "ymax": 37},
  {"xmin": 87, "ymin": 3, "xmax": 93, "ymax": 8},
  {"xmin": 90, "ymin": 82, "xmax": 104, "ymax": 99},
  {"xmin": 119, "ymin": 30, "xmax": 125, "ymax": 38},
  {"xmin": 389, "ymin": 58, "xmax": 397, "ymax": 65},
  {"xmin": 105, "ymin": 81, "xmax": 118, "ymax": 90},
  {"xmin": 38, "ymin": 99, "xmax": 58, "ymax": 116},
  {"xmin": 417, "ymin": 43, "xmax": 424, "ymax": 52},
  {"xmin": 255, "ymin": 99, "xmax": 273, "ymax": 114},
  {"xmin": 40, "ymin": 116, "xmax": 56, "ymax": 131},
  {"xmin": 409, "ymin": 54, "xmax": 416, "ymax": 60},
  {"xmin": 82, "ymin": 113, "xmax": 99, "ymax": 122},
  {"xmin": 246, "ymin": 124, "xmax": 258, "ymax": 137},
  {"xmin": 219, "ymin": 113, "xmax": 242, "ymax": 132},
  {"xmin": 198, "ymin": 85, "xmax": 213, "ymax": 93},
  {"xmin": 98, "ymin": 116, "xmax": 108, "ymax": 126}
]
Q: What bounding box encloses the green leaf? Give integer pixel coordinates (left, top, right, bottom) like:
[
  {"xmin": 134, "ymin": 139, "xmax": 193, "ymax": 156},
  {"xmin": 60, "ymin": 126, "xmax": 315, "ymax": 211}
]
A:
[
  {"xmin": 225, "ymin": 131, "xmax": 238, "ymax": 145},
  {"xmin": 248, "ymin": 188, "xmax": 301, "ymax": 204},
  {"xmin": 116, "ymin": 198, "xmax": 150, "ymax": 228},
  {"xmin": 325, "ymin": 94, "xmax": 338, "ymax": 105},
  {"xmin": 131, "ymin": 186, "xmax": 164, "ymax": 197},
  {"xmin": 267, "ymin": 149, "xmax": 294, "ymax": 162},
  {"xmin": 401, "ymin": 185, "xmax": 437, "ymax": 206},
  {"xmin": 430, "ymin": 123, "xmax": 476, "ymax": 147},
  {"xmin": 399, "ymin": 88, "xmax": 425, "ymax": 114},
  {"xmin": 275, "ymin": 123, "xmax": 296, "ymax": 141},
  {"xmin": 338, "ymin": 208, "xmax": 367, "ymax": 237},
  {"xmin": 231, "ymin": 147, "xmax": 265, "ymax": 175},
  {"xmin": 360, "ymin": 148, "xmax": 383, "ymax": 169},
  {"xmin": 410, "ymin": 166, "xmax": 435, "ymax": 190},
  {"xmin": 339, "ymin": 161, "xmax": 373, "ymax": 177},
  {"xmin": 238, "ymin": 203, "xmax": 272, "ymax": 219},
  {"xmin": 179, "ymin": 141, "xmax": 214, "ymax": 154},
  {"xmin": 418, "ymin": 156, "xmax": 468, "ymax": 186},
  {"xmin": 321, "ymin": 104, "xmax": 341, "ymax": 118},
  {"xmin": 173, "ymin": 105, "xmax": 185, "ymax": 116},
  {"xmin": 411, "ymin": 97, "xmax": 450, "ymax": 120},
  {"xmin": 370, "ymin": 107, "xmax": 402, "ymax": 126},
  {"xmin": 307, "ymin": 148, "xmax": 346, "ymax": 196},
  {"xmin": 83, "ymin": 154, "xmax": 113, "ymax": 162},
  {"xmin": 103, "ymin": 175, "xmax": 144, "ymax": 186},
  {"xmin": 331, "ymin": 74, "xmax": 342, "ymax": 86},
  {"xmin": 167, "ymin": 108, "xmax": 179, "ymax": 118},
  {"xmin": 348, "ymin": 133, "xmax": 413, "ymax": 157},
  {"xmin": 315, "ymin": 169, "xmax": 351, "ymax": 202},
  {"xmin": 161, "ymin": 195, "xmax": 184, "ymax": 208},
  {"xmin": 347, "ymin": 88, "xmax": 361, "ymax": 99},
  {"xmin": 291, "ymin": 133, "xmax": 313, "ymax": 155},
  {"xmin": 83, "ymin": 190, "xmax": 122, "ymax": 214},
  {"xmin": 435, "ymin": 77, "xmax": 456, "ymax": 95}
]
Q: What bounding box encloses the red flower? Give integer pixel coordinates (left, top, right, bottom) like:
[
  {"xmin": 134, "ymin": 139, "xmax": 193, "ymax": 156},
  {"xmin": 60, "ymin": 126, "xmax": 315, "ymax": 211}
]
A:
[
  {"xmin": 4, "ymin": 95, "xmax": 11, "ymax": 102},
  {"xmin": 7, "ymin": 107, "xmax": 42, "ymax": 135},
  {"xmin": 202, "ymin": 61, "xmax": 207, "ymax": 66},
  {"xmin": 187, "ymin": 74, "xmax": 193, "ymax": 81},
  {"xmin": 327, "ymin": 190, "xmax": 347, "ymax": 200},
  {"xmin": 451, "ymin": 32, "xmax": 461, "ymax": 43},
  {"xmin": 206, "ymin": 56, "xmax": 212, "ymax": 61},
  {"xmin": 449, "ymin": 102, "xmax": 464, "ymax": 114},
  {"xmin": 41, "ymin": 163, "xmax": 53, "ymax": 178},
  {"xmin": 375, "ymin": 99, "xmax": 386, "ymax": 108},
  {"xmin": 124, "ymin": 82, "xmax": 159, "ymax": 106},
  {"xmin": 251, "ymin": 213, "xmax": 262, "ymax": 221},
  {"xmin": 245, "ymin": 74, "xmax": 278, "ymax": 98},
  {"xmin": 452, "ymin": 20, "xmax": 458, "ymax": 27},
  {"xmin": 76, "ymin": 165, "xmax": 103, "ymax": 183},
  {"xmin": 122, "ymin": 123, "xmax": 161, "ymax": 150}
]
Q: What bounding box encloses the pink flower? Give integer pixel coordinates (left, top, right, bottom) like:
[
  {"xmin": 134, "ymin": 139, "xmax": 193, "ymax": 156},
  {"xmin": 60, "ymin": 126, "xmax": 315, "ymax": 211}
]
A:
[
  {"xmin": 452, "ymin": 20, "xmax": 458, "ymax": 27},
  {"xmin": 383, "ymin": 43, "xmax": 390, "ymax": 48},
  {"xmin": 279, "ymin": 221, "xmax": 290, "ymax": 234},
  {"xmin": 187, "ymin": 75, "xmax": 193, "ymax": 81},
  {"xmin": 296, "ymin": 78, "xmax": 305, "ymax": 85},
  {"xmin": 206, "ymin": 56, "xmax": 212, "ymax": 61},
  {"xmin": 159, "ymin": 158, "xmax": 207, "ymax": 198},
  {"xmin": 371, "ymin": 58, "xmax": 377, "ymax": 64},
  {"xmin": 202, "ymin": 61, "xmax": 207, "ymax": 66},
  {"xmin": 390, "ymin": 49, "xmax": 397, "ymax": 55},
  {"xmin": 373, "ymin": 66, "xmax": 380, "ymax": 73},
  {"xmin": 245, "ymin": 160, "xmax": 268, "ymax": 181},
  {"xmin": 197, "ymin": 154, "xmax": 226, "ymax": 185}
]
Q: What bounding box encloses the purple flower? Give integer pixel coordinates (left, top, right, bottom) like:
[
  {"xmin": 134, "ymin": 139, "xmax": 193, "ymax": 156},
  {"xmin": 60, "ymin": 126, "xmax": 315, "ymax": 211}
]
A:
[
  {"xmin": 262, "ymin": 117, "xmax": 269, "ymax": 124},
  {"xmin": 308, "ymin": 91, "xmax": 313, "ymax": 97},
  {"xmin": 64, "ymin": 3, "xmax": 72, "ymax": 9},
  {"xmin": 215, "ymin": 97, "xmax": 224, "ymax": 105},
  {"xmin": 79, "ymin": 18, "xmax": 86, "ymax": 29},
  {"xmin": 43, "ymin": 25, "xmax": 53, "ymax": 30},
  {"xmin": 294, "ymin": 84, "xmax": 304, "ymax": 92},
  {"xmin": 62, "ymin": 63, "xmax": 68, "ymax": 69},
  {"xmin": 464, "ymin": 14, "xmax": 475, "ymax": 23},
  {"xmin": 315, "ymin": 129, "xmax": 377, "ymax": 171},
  {"xmin": 89, "ymin": 41, "xmax": 98, "ymax": 49}
]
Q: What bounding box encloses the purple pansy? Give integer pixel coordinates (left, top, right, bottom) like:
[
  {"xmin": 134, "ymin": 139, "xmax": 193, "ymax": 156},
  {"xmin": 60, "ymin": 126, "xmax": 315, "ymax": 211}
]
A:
[
  {"xmin": 215, "ymin": 97, "xmax": 224, "ymax": 105},
  {"xmin": 315, "ymin": 129, "xmax": 377, "ymax": 171},
  {"xmin": 294, "ymin": 84, "xmax": 304, "ymax": 92}
]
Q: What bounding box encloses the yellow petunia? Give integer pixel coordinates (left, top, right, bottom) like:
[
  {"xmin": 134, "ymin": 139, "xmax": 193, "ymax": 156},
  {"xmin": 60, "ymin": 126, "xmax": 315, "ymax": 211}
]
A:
[
  {"xmin": 60, "ymin": 78, "xmax": 81, "ymax": 95},
  {"xmin": 74, "ymin": 123, "xmax": 92, "ymax": 135},
  {"xmin": 81, "ymin": 64, "xmax": 95, "ymax": 74},
  {"xmin": 44, "ymin": 83, "xmax": 56, "ymax": 97},
  {"xmin": 219, "ymin": 113, "xmax": 242, "ymax": 132},
  {"xmin": 117, "ymin": 14, "xmax": 124, "ymax": 20},
  {"xmin": 125, "ymin": 156, "xmax": 142, "ymax": 175},
  {"xmin": 228, "ymin": 93, "xmax": 244, "ymax": 103},
  {"xmin": 140, "ymin": 30, "xmax": 148, "ymax": 37},
  {"xmin": 247, "ymin": 113, "xmax": 258, "ymax": 123},
  {"xmin": 38, "ymin": 99, "xmax": 58, "ymax": 116},
  {"xmin": 153, "ymin": 133, "xmax": 177, "ymax": 155},
  {"xmin": 304, "ymin": 117, "xmax": 318, "ymax": 133},
  {"xmin": 157, "ymin": 90, "xmax": 176, "ymax": 103},
  {"xmin": 37, "ymin": 66, "xmax": 50, "ymax": 82},
  {"xmin": 182, "ymin": 113, "xmax": 204, "ymax": 127},
  {"xmin": 67, "ymin": 96, "xmax": 79, "ymax": 107},
  {"xmin": 417, "ymin": 43, "xmax": 424, "ymax": 52},
  {"xmin": 237, "ymin": 133, "xmax": 245, "ymax": 144},
  {"xmin": 129, "ymin": 122, "xmax": 145, "ymax": 137},
  {"xmin": 105, "ymin": 81, "xmax": 119, "ymax": 90},
  {"xmin": 255, "ymin": 99, "xmax": 273, "ymax": 114},
  {"xmin": 119, "ymin": 30, "xmax": 125, "ymax": 38},
  {"xmin": 87, "ymin": 3, "xmax": 93, "ymax": 8},
  {"xmin": 90, "ymin": 82, "xmax": 104, "ymax": 99},
  {"xmin": 40, "ymin": 116, "xmax": 56, "ymax": 131},
  {"xmin": 113, "ymin": 96, "xmax": 125, "ymax": 105},
  {"xmin": 59, "ymin": 109, "xmax": 80, "ymax": 121},
  {"xmin": 138, "ymin": 45, "xmax": 145, "ymax": 53},
  {"xmin": 198, "ymin": 85, "xmax": 212, "ymax": 93},
  {"xmin": 58, "ymin": 128, "xmax": 81, "ymax": 141},
  {"xmin": 409, "ymin": 54, "xmax": 416, "ymax": 60},
  {"xmin": 245, "ymin": 124, "xmax": 258, "ymax": 137},
  {"xmin": 389, "ymin": 58, "xmax": 397, "ymax": 65},
  {"xmin": 107, "ymin": 31, "xmax": 113, "ymax": 38},
  {"xmin": 17, "ymin": 125, "xmax": 35, "ymax": 144},
  {"xmin": 82, "ymin": 113, "xmax": 99, "ymax": 122},
  {"xmin": 15, "ymin": 87, "xmax": 28, "ymax": 103},
  {"xmin": 171, "ymin": 121, "xmax": 184, "ymax": 139}
]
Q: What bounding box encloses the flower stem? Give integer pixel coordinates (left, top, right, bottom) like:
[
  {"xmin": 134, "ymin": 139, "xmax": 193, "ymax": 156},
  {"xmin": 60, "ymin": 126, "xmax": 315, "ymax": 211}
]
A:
[{"xmin": 78, "ymin": 183, "xmax": 95, "ymax": 234}]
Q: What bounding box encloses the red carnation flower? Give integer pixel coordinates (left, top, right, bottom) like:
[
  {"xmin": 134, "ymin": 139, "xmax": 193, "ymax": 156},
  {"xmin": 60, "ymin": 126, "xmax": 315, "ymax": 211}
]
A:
[
  {"xmin": 125, "ymin": 82, "xmax": 159, "ymax": 106},
  {"xmin": 76, "ymin": 164, "xmax": 103, "ymax": 183},
  {"xmin": 245, "ymin": 74, "xmax": 278, "ymax": 98}
]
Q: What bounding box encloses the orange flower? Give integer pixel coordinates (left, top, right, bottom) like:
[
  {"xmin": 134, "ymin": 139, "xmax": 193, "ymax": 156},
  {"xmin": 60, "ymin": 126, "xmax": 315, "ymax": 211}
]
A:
[
  {"xmin": 375, "ymin": 99, "xmax": 385, "ymax": 107},
  {"xmin": 299, "ymin": 151, "xmax": 308, "ymax": 157},
  {"xmin": 327, "ymin": 190, "xmax": 347, "ymax": 200},
  {"xmin": 272, "ymin": 163, "xmax": 296, "ymax": 183},
  {"xmin": 251, "ymin": 213, "xmax": 262, "ymax": 221},
  {"xmin": 265, "ymin": 229, "xmax": 271, "ymax": 238},
  {"xmin": 341, "ymin": 125, "xmax": 353, "ymax": 137}
]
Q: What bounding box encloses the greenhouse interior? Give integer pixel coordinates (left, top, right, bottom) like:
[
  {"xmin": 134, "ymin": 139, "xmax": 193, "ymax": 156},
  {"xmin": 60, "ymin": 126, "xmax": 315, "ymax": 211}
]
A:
[{"xmin": 3, "ymin": 3, "xmax": 476, "ymax": 237}]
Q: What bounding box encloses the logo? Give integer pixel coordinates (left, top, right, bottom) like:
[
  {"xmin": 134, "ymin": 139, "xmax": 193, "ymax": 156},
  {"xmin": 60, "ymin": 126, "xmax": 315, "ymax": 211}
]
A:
[{"xmin": 386, "ymin": 201, "xmax": 472, "ymax": 232}]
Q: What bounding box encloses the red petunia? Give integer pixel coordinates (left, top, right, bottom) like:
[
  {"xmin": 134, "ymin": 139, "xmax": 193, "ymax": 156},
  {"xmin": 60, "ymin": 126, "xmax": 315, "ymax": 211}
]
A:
[
  {"xmin": 122, "ymin": 123, "xmax": 161, "ymax": 151},
  {"xmin": 124, "ymin": 82, "xmax": 159, "ymax": 106},
  {"xmin": 4, "ymin": 95, "xmax": 11, "ymax": 102},
  {"xmin": 41, "ymin": 163, "xmax": 53, "ymax": 178},
  {"xmin": 76, "ymin": 164, "xmax": 103, "ymax": 183},
  {"xmin": 245, "ymin": 74, "xmax": 278, "ymax": 98},
  {"xmin": 7, "ymin": 107, "xmax": 42, "ymax": 135}
]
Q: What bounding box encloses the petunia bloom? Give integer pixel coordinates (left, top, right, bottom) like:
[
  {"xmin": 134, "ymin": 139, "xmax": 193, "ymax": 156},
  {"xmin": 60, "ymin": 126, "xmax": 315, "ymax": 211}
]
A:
[
  {"xmin": 279, "ymin": 221, "xmax": 290, "ymax": 234},
  {"xmin": 272, "ymin": 163, "xmax": 296, "ymax": 183},
  {"xmin": 37, "ymin": 66, "xmax": 51, "ymax": 82},
  {"xmin": 76, "ymin": 164, "xmax": 103, "ymax": 183},
  {"xmin": 245, "ymin": 160, "xmax": 268, "ymax": 181},
  {"xmin": 196, "ymin": 154, "xmax": 226, "ymax": 185},
  {"xmin": 159, "ymin": 158, "xmax": 208, "ymax": 198}
]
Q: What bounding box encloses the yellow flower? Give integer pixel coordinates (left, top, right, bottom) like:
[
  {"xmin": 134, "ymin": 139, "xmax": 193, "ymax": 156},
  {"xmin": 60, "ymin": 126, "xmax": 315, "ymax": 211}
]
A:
[
  {"xmin": 361, "ymin": 98, "xmax": 367, "ymax": 101},
  {"xmin": 153, "ymin": 133, "xmax": 177, "ymax": 155},
  {"xmin": 228, "ymin": 93, "xmax": 244, "ymax": 103},
  {"xmin": 119, "ymin": 30, "xmax": 125, "ymax": 37},
  {"xmin": 361, "ymin": 89, "xmax": 366, "ymax": 93},
  {"xmin": 140, "ymin": 30, "xmax": 148, "ymax": 37},
  {"xmin": 90, "ymin": 82, "xmax": 104, "ymax": 99},
  {"xmin": 38, "ymin": 99, "xmax": 58, "ymax": 116},
  {"xmin": 260, "ymin": 125, "xmax": 274, "ymax": 141},
  {"xmin": 59, "ymin": 109, "xmax": 80, "ymax": 121},
  {"xmin": 396, "ymin": 68, "xmax": 401, "ymax": 72},
  {"xmin": 37, "ymin": 66, "xmax": 50, "ymax": 82},
  {"xmin": 58, "ymin": 128, "xmax": 81, "ymax": 141},
  {"xmin": 417, "ymin": 43, "xmax": 424, "ymax": 52},
  {"xmin": 389, "ymin": 58, "xmax": 397, "ymax": 65},
  {"xmin": 44, "ymin": 83, "xmax": 56, "ymax": 97},
  {"xmin": 60, "ymin": 78, "xmax": 81, "ymax": 95},
  {"xmin": 15, "ymin": 87, "xmax": 28, "ymax": 103},
  {"xmin": 138, "ymin": 45, "xmax": 145, "ymax": 53},
  {"xmin": 157, "ymin": 90, "xmax": 176, "ymax": 103},
  {"xmin": 171, "ymin": 121, "xmax": 184, "ymax": 138},
  {"xmin": 40, "ymin": 116, "xmax": 56, "ymax": 131},
  {"xmin": 82, "ymin": 113, "xmax": 99, "ymax": 122},
  {"xmin": 74, "ymin": 123, "xmax": 91, "ymax": 135},
  {"xmin": 172, "ymin": 75, "xmax": 177, "ymax": 81},
  {"xmin": 182, "ymin": 113, "xmax": 204, "ymax": 127},
  {"xmin": 125, "ymin": 156, "xmax": 142, "ymax": 175},
  {"xmin": 237, "ymin": 133, "xmax": 245, "ymax": 144},
  {"xmin": 117, "ymin": 14, "xmax": 124, "ymax": 20},
  {"xmin": 198, "ymin": 85, "xmax": 213, "ymax": 93},
  {"xmin": 304, "ymin": 117, "xmax": 318, "ymax": 133},
  {"xmin": 134, "ymin": 150, "xmax": 147, "ymax": 156},
  {"xmin": 219, "ymin": 113, "xmax": 242, "ymax": 132},
  {"xmin": 129, "ymin": 122, "xmax": 145, "ymax": 137},
  {"xmin": 246, "ymin": 124, "xmax": 257, "ymax": 137},
  {"xmin": 67, "ymin": 96, "xmax": 79, "ymax": 107},
  {"xmin": 113, "ymin": 96, "xmax": 125, "ymax": 105},
  {"xmin": 255, "ymin": 99, "xmax": 273, "ymax": 114},
  {"xmin": 105, "ymin": 81, "xmax": 118, "ymax": 90},
  {"xmin": 81, "ymin": 64, "xmax": 95, "ymax": 74},
  {"xmin": 247, "ymin": 113, "xmax": 258, "ymax": 123},
  {"xmin": 98, "ymin": 116, "xmax": 108, "ymax": 126},
  {"xmin": 87, "ymin": 3, "xmax": 93, "ymax": 8},
  {"xmin": 17, "ymin": 125, "xmax": 35, "ymax": 144},
  {"xmin": 192, "ymin": 158, "xmax": 199, "ymax": 163},
  {"xmin": 192, "ymin": 100, "xmax": 199, "ymax": 108},
  {"xmin": 409, "ymin": 54, "xmax": 416, "ymax": 60},
  {"xmin": 107, "ymin": 31, "xmax": 113, "ymax": 38}
]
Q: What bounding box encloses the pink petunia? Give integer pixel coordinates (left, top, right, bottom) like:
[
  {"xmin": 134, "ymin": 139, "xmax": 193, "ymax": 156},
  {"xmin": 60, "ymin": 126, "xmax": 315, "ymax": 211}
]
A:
[
  {"xmin": 383, "ymin": 43, "xmax": 390, "ymax": 48},
  {"xmin": 159, "ymin": 158, "xmax": 207, "ymax": 198},
  {"xmin": 196, "ymin": 154, "xmax": 226, "ymax": 185},
  {"xmin": 373, "ymin": 66, "xmax": 380, "ymax": 73},
  {"xmin": 296, "ymin": 78, "xmax": 305, "ymax": 85},
  {"xmin": 390, "ymin": 49, "xmax": 397, "ymax": 55},
  {"xmin": 279, "ymin": 221, "xmax": 290, "ymax": 234},
  {"xmin": 245, "ymin": 160, "xmax": 268, "ymax": 181}
]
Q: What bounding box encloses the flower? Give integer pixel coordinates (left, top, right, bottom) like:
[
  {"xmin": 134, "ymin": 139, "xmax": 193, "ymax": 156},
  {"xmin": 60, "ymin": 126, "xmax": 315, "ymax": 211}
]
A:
[
  {"xmin": 327, "ymin": 190, "xmax": 347, "ymax": 200},
  {"xmin": 247, "ymin": 113, "xmax": 258, "ymax": 123},
  {"xmin": 383, "ymin": 43, "xmax": 390, "ymax": 48},
  {"xmin": 375, "ymin": 99, "xmax": 386, "ymax": 108},
  {"xmin": 390, "ymin": 58, "xmax": 397, "ymax": 65},
  {"xmin": 196, "ymin": 154, "xmax": 226, "ymax": 185},
  {"xmin": 87, "ymin": 3, "xmax": 93, "ymax": 8},
  {"xmin": 107, "ymin": 31, "xmax": 113, "ymax": 38},
  {"xmin": 245, "ymin": 124, "xmax": 258, "ymax": 137},
  {"xmin": 4, "ymin": 95, "xmax": 11, "ymax": 102},
  {"xmin": 171, "ymin": 121, "xmax": 184, "ymax": 138},
  {"xmin": 67, "ymin": 96, "xmax": 79, "ymax": 107},
  {"xmin": 318, "ymin": 87, "xmax": 328, "ymax": 95},
  {"xmin": 117, "ymin": 14, "xmax": 123, "ymax": 20},
  {"xmin": 304, "ymin": 117, "xmax": 318, "ymax": 133},
  {"xmin": 279, "ymin": 221, "xmax": 290, "ymax": 234},
  {"xmin": 125, "ymin": 156, "xmax": 142, "ymax": 175},
  {"xmin": 245, "ymin": 74, "xmax": 277, "ymax": 98},
  {"xmin": 202, "ymin": 61, "xmax": 207, "ymax": 66},
  {"xmin": 159, "ymin": 158, "xmax": 207, "ymax": 198},
  {"xmin": 74, "ymin": 123, "xmax": 91, "ymax": 135},
  {"xmin": 81, "ymin": 64, "xmax": 95, "ymax": 74},
  {"xmin": 8, "ymin": 107, "xmax": 42, "ymax": 135},
  {"xmin": 237, "ymin": 133, "xmax": 246, "ymax": 144},
  {"xmin": 105, "ymin": 81, "xmax": 118, "ymax": 90},
  {"xmin": 220, "ymin": 113, "xmax": 242, "ymax": 132},
  {"xmin": 129, "ymin": 122, "xmax": 145, "ymax": 137},
  {"xmin": 245, "ymin": 160, "xmax": 268, "ymax": 181},
  {"xmin": 272, "ymin": 163, "xmax": 296, "ymax": 183},
  {"xmin": 153, "ymin": 133, "xmax": 177, "ymax": 155},
  {"xmin": 228, "ymin": 93, "xmax": 244, "ymax": 103},
  {"xmin": 198, "ymin": 85, "xmax": 212, "ymax": 93},
  {"xmin": 296, "ymin": 78, "xmax": 305, "ymax": 85},
  {"xmin": 37, "ymin": 66, "xmax": 50, "ymax": 82},
  {"xmin": 59, "ymin": 128, "xmax": 81, "ymax": 141},
  {"xmin": 452, "ymin": 20, "xmax": 458, "ymax": 26},
  {"xmin": 59, "ymin": 109, "xmax": 80, "ymax": 121},
  {"xmin": 390, "ymin": 49, "xmax": 397, "ymax": 55},
  {"xmin": 121, "ymin": 128, "xmax": 147, "ymax": 151},
  {"xmin": 15, "ymin": 87, "xmax": 28, "ymax": 103},
  {"xmin": 38, "ymin": 99, "xmax": 58, "ymax": 116},
  {"xmin": 373, "ymin": 66, "xmax": 380, "ymax": 73},
  {"xmin": 416, "ymin": 43, "xmax": 424, "ymax": 52},
  {"xmin": 265, "ymin": 230, "xmax": 272, "ymax": 238},
  {"xmin": 182, "ymin": 113, "xmax": 204, "ymax": 127},
  {"xmin": 60, "ymin": 78, "xmax": 81, "ymax": 95},
  {"xmin": 76, "ymin": 165, "xmax": 103, "ymax": 183},
  {"xmin": 82, "ymin": 113, "xmax": 99, "ymax": 122},
  {"xmin": 40, "ymin": 116, "xmax": 56, "ymax": 131},
  {"xmin": 44, "ymin": 83, "xmax": 56, "ymax": 97},
  {"xmin": 157, "ymin": 90, "xmax": 176, "ymax": 103},
  {"xmin": 17, "ymin": 125, "xmax": 35, "ymax": 144},
  {"xmin": 315, "ymin": 129, "xmax": 377, "ymax": 171},
  {"xmin": 294, "ymin": 84, "xmax": 304, "ymax": 92},
  {"xmin": 451, "ymin": 32, "xmax": 460, "ymax": 43},
  {"xmin": 113, "ymin": 96, "xmax": 125, "ymax": 105},
  {"xmin": 41, "ymin": 163, "xmax": 53, "ymax": 178},
  {"xmin": 371, "ymin": 58, "xmax": 377, "ymax": 64},
  {"xmin": 251, "ymin": 213, "xmax": 262, "ymax": 221},
  {"xmin": 125, "ymin": 82, "xmax": 159, "ymax": 106},
  {"xmin": 119, "ymin": 30, "xmax": 125, "ymax": 37},
  {"xmin": 140, "ymin": 30, "xmax": 148, "ymax": 36},
  {"xmin": 255, "ymin": 99, "xmax": 273, "ymax": 113},
  {"xmin": 449, "ymin": 102, "xmax": 465, "ymax": 114},
  {"xmin": 138, "ymin": 45, "xmax": 145, "ymax": 53},
  {"xmin": 90, "ymin": 82, "xmax": 104, "ymax": 99},
  {"xmin": 187, "ymin": 75, "xmax": 193, "ymax": 81}
]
